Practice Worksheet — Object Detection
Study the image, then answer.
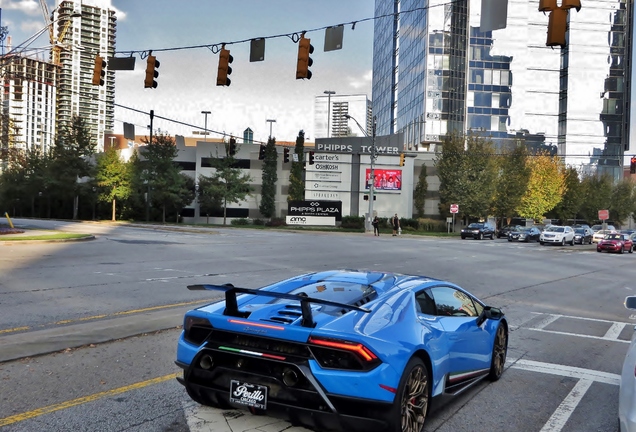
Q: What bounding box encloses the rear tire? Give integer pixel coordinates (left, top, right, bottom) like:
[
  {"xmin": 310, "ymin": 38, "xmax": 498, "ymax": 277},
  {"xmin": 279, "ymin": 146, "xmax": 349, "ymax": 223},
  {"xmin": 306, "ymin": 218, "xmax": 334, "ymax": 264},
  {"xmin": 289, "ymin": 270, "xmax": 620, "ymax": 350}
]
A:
[
  {"xmin": 479, "ymin": 233, "xmax": 483, "ymax": 240},
  {"xmin": 386, "ymin": 357, "xmax": 430, "ymax": 432},
  {"xmin": 540, "ymin": 241, "xmax": 544, "ymax": 245},
  {"xmin": 561, "ymin": 238, "xmax": 566, "ymax": 246},
  {"xmin": 630, "ymin": 246, "xmax": 634, "ymax": 254},
  {"xmin": 488, "ymin": 324, "xmax": 508, "ymax": 381}
]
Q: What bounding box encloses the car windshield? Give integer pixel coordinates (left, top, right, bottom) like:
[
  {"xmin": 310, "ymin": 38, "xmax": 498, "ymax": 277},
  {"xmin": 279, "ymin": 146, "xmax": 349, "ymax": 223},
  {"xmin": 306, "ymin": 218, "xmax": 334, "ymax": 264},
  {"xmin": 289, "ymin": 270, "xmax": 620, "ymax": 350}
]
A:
[
  {"xmin": 606, "ymin": 234, "xmax": 624, "ymax": 240},
  {"xmin": 546, "ymin": 226, "xmax": 565, "ymax": 233},
  {"xmin": 467, "ymin": 223, "xmax": 484, "ymax": 229},
  {"xmin": 519, "ymin": 227, "xmax": 532, "ymax": 233},
  {"xmin": 574, "ymin": 229, "xmax": 585, "ymax": 234}
]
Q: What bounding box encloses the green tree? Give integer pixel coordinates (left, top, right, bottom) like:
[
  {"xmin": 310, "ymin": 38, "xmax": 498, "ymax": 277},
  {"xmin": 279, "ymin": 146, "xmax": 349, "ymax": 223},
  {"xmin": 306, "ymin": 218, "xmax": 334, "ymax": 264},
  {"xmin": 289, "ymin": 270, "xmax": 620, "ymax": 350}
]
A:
[
  {"xmin": 197, "ymin": 174, "xmax": 222, "ymax": 224},
  {"xmin": 492, "ymin": 144, "xmax": 529, "ymax": 224},
  {"xmin": 461, "ymin": 134, "xmax": 498, "ymax": 220},
  {"xmin": 140, "ymin": 133, "xmax": 189, "ymax": 223},
  {"xmin": 579, "ymin": 174, "xmax": 613, "ymax": 222},
  {"xmin": 550, "ymin": 166, "xmax": 582, "ymax": 223},
  {"xmin": 95, "ymin": 147, "xmax": 133, "ymax": 221},
  {"xmin": 49, "ymin": 115, "xmax": 97, "ymax": 218},
  {"xmin": 413, "ymin": 164, "xmax": 428, "ymax": 218},
  {"xmin": 198, "ymin": 149, "xmax": 252, "ymax": 225},
  {"xmin": 436, "ymin": 132, "xmax": 467, "ymax": 219},
  {"xmin": 609, "ymin": 179, "xmax": 635, "ymax": 226},
  {"xmin": 288, "ymin": 130, "xmax": 306, "ymax": 202},
  {"xmin": 260, "ymin": 137, "xmax": 277, "ymax": 218},
  {"xmin": 516, "ymin": 153, "xmax": 566, "ymax": 221}
]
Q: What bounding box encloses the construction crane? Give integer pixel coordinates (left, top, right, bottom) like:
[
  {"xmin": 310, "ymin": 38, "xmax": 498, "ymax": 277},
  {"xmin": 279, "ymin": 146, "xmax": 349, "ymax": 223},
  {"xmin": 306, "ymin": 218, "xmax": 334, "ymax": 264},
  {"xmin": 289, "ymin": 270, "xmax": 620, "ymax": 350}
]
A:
[{"xmin": 39, "ymin": 0, "xmax": 76, "ymax": 65}]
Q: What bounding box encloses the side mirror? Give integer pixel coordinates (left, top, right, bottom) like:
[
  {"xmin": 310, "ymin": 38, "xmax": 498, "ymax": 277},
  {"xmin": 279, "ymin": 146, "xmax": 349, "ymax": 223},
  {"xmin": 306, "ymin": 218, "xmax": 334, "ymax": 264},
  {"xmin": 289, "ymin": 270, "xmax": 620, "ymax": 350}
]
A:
[
  {"xmin": 476, "ymin": 306, "xmax": 503, "ymax": 326},
  {"xmin": 625, "ymin": 296, "xmax": 636, "ymax": 310}
]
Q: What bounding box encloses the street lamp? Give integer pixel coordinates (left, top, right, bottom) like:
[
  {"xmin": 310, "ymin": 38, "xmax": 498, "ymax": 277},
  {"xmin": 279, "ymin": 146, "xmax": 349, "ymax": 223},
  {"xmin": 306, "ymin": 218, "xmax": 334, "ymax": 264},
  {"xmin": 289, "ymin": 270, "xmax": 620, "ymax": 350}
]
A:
[
  {"xmin": 324, "ymin": 90, "xmax": 335, "ymax": 138},
  {"xmin": 201, "ymin": 111, "xmax": 211, "ymax": 142},
  {"xmin": 345, "ymin": 114, "xmax": 377, "ymax": 232},
  {"xmin": 266, "ymin": 119, "xmax": 276, "ymax": 139}
]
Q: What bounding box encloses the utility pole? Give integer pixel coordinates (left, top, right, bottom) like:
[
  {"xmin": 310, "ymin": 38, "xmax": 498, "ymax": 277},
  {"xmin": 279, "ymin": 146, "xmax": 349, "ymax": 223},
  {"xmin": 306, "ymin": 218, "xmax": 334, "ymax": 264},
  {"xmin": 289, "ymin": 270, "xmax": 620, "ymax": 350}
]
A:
[{"xmin": 146, "ymin": 109, "xmax": 154, "ymax": 222}]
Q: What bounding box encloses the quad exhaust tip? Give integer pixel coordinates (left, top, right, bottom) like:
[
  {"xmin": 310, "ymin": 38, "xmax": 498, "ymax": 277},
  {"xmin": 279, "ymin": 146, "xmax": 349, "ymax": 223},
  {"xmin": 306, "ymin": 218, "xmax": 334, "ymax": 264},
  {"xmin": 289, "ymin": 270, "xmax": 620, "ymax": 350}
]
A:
[
  {"xmin": 282, "ymin": 367, "xmax": 299, "ymax": 387},
  {"xmin": 199, "ymin": 354, "xmax": 214, "ymax": 370}
]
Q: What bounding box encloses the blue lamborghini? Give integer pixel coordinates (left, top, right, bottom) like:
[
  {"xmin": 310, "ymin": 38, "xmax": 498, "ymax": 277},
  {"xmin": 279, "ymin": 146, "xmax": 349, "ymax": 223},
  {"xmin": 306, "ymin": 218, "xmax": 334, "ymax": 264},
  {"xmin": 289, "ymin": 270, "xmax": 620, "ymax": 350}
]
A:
[{"xmin": 176, "ymin": 270, "xmax": 508, "ymax": 432}]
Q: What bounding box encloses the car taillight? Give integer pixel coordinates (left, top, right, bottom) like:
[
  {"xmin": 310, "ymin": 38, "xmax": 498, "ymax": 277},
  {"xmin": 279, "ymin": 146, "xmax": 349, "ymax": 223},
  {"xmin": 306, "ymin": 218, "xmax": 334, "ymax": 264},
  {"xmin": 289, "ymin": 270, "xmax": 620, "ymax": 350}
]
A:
[
  {"xmin": 184, "ymin": 316, "xmax": 213, "ymax": 345},
  {"xmin": 308, "ymin": 337, "xmax": 380, "ymax": 371}
]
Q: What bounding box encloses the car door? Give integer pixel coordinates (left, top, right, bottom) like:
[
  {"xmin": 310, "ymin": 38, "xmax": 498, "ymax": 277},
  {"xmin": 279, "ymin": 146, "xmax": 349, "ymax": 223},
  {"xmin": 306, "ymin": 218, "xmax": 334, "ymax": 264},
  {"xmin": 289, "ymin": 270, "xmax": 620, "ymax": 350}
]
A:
[{"xmin": 428, "ymin": 286, "xmax": 492, "ymax": 375}]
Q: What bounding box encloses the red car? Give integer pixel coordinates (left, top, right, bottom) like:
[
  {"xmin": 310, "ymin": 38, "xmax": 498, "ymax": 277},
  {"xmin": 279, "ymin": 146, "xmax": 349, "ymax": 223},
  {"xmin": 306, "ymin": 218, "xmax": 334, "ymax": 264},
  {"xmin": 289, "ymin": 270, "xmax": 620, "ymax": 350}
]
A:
[{"xmin": 597, "ymin": 233, "xmax": 634, "ymax": 254}]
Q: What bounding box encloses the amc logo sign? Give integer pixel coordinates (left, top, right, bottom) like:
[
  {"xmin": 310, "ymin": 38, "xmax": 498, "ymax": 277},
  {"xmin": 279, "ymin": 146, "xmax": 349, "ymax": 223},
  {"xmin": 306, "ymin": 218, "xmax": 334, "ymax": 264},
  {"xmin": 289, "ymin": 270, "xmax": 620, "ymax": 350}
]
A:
[{"xmin": 286, "ymin": 216, "xmax": 336, "ymax": 226}]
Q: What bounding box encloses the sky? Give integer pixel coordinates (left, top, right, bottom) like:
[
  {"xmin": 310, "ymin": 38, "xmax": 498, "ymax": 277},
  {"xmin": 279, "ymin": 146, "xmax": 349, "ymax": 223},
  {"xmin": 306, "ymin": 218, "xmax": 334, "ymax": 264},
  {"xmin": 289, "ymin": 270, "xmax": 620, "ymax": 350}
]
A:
[{"xmin": 0, "ymin": 0, "xmax": 376, "ymax": 143}]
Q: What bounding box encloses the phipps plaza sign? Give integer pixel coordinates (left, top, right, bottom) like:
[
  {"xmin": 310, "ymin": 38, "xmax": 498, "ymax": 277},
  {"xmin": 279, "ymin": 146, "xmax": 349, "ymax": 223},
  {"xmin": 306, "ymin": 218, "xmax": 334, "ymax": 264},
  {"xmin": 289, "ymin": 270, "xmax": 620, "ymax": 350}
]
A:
[{"xmin": 288, "ymin": 200, "xmax": 342, "ymax": 221}]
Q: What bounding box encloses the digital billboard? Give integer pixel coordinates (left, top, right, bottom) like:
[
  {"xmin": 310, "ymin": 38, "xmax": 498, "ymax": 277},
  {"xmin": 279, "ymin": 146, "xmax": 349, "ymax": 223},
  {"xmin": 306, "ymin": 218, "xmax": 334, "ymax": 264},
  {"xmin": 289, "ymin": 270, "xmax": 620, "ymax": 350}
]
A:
[{"xmin": 365, "ymin": 169, "xmax": 402, "ymax": 191}]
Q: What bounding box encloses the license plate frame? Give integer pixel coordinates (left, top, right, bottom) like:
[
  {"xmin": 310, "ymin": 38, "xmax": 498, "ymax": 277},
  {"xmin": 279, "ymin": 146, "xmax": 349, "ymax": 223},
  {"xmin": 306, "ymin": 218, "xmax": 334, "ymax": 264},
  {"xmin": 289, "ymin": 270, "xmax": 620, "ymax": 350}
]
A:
[{"xmin": 229, "ymin": 380, "xmax": 268, "ymax": 410}]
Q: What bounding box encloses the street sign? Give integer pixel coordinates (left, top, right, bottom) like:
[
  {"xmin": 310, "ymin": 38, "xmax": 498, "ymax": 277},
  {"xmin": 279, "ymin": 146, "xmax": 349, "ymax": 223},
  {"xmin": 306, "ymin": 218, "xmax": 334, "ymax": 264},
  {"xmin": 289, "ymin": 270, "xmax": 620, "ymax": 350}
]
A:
[
  {"xmin": 450, "ymin": 204, "xmax": 459, "ymax": 214},
  {"xmin": 598, "ymin": 209, "xmax": 609, "ymax": 220}
]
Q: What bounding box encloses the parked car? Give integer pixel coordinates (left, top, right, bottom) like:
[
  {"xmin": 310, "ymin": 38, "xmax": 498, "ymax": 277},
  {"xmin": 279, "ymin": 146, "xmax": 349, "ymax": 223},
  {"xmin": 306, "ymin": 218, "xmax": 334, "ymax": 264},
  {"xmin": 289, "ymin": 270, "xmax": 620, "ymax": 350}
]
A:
[
  {"xmin": 597, "ymin": 233, "xmax": 634, "ymax": 254},
  {"xmin": 461, "ymin": 222, "xmax": 495, "ymax": 240},
  {"xmin": 620, "ymin": 296, "xmax": 636, "ymax": 432},
  {"xmin": 593, "ymin": 229, "xmax": 616, "ymax": 244},
  {"xmin": 573, "ymin": 227, "xmax": 593, "ymax": 245},
  {"xmin": 176, "ymin": 270, "xmax": 508, "ymax": 432},
  {"xmin": 539, "ymin": 225, "xmax": 575, "ymax": 245},
  {"xmin": 620, "ymin": 229, "xmax": 636, "ymax": 236},
  {"xmin": 592, "ymin": 224, "xmax": 616, "ymax": 232},
  {"xmin": 497, "ymin": 225, "xmax": 519, "ymax": 238},
  {"xmin": 508, "ymin": 226, "xmax": 541, "ymax": 242}
]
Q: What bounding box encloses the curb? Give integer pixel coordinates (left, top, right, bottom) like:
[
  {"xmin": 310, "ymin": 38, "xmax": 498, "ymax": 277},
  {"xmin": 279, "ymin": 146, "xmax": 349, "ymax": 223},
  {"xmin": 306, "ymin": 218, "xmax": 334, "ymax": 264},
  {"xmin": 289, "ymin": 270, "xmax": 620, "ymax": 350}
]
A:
[{"xmin": 0, "ymin": 235, "xmax": 96, "ymax": 245}]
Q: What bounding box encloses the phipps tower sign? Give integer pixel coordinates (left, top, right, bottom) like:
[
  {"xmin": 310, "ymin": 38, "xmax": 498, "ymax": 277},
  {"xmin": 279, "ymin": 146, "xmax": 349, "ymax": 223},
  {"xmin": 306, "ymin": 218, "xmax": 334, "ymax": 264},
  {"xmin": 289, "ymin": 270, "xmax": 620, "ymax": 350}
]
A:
[{"xmin": 286, "ymin": 200, "xmax": 342, "ymax": 226}]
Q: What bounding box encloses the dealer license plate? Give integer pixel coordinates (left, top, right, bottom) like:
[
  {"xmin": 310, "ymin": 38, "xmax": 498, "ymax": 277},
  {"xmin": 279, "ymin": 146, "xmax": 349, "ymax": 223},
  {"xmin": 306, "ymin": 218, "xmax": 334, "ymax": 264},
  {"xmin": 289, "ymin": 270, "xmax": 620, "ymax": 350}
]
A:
[{"xmin": 229, "ymin": 380, "xmax": 268, "ymax": 410}]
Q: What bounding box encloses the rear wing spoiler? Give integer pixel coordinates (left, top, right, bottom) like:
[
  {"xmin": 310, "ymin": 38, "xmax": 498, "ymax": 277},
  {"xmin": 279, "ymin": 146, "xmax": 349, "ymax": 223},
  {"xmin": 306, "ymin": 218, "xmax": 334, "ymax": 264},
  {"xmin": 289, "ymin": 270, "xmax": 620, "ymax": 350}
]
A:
[{"xmin": 187, "ymin": 284, "xmax": 371, "ymax": 328}]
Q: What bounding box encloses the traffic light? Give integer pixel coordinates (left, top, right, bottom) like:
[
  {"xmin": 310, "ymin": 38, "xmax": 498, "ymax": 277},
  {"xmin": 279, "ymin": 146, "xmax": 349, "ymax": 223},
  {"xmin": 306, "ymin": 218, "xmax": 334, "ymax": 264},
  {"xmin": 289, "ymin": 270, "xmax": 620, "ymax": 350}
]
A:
[
  {"xmin": 228, "ymin": 138, "xmax": 237, "ymax": 156},
  {"xmin": 144, "ymin": 55, "xmax": 160, "ymax": 88},
  {"xmin": 92, "ymin": 55, "xmax": 106, "ymax": 86},
  {"xmin": 630, "ymin": 157, "xmax": 636, "ymax": 174},
  {"xmin": 217, "ymin": 47, "xmax": 233, "ymax": 86},
  {"xmin": 258, "ymin": 145, "xmax": 266, "ymax": 160},
  {"xmin": 399, "ymin": 153, "xmax": 405, "ymax": 167},
  {"xmin": 308, "ymin": 151, "xmax": 315, "ymax": 165},
  {"xmin": 546, "ymin": 8, "xmax": 568, "ymax": 48},
  {"xmin": 283, "ymin": 147, "xmax": 290, "ymax": 163},
  {"xmin": 296, "ymin": 35, "xmax": 314, "ymax": 80}
]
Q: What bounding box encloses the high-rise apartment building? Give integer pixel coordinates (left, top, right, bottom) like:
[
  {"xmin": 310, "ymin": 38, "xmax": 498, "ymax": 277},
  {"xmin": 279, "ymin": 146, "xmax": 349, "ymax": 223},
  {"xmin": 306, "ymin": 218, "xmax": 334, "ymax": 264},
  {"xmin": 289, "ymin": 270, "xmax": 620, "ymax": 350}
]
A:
[
  {"xmin": 54, "ymin": 0, "xmax": 116, "ymax": 151},
  {"xmin": 314, "ymin": 94, "xmax": 373, "ymax": 139},
  {"xmin": 0, "ymin": 55, "xmax": 57, "ymax": 152},
  {"xmin": 372, "ymin": 0, "xmax": 633, "ymax": 178}
]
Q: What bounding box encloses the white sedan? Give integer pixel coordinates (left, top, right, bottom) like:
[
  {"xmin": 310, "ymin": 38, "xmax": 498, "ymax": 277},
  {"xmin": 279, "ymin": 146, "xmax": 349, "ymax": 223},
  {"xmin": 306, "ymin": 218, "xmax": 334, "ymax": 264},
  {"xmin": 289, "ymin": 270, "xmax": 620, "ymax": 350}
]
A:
[
  {"xmin": 620, "ymin": 297, "xmax": 636, "ymax": 431},
  {"xmin": 593, "ymin": 229, "xmax": 616, "ymax": 244},
  {"xmin": 539, "ymin": 225, "xmax": 575, "ymax": 245}
]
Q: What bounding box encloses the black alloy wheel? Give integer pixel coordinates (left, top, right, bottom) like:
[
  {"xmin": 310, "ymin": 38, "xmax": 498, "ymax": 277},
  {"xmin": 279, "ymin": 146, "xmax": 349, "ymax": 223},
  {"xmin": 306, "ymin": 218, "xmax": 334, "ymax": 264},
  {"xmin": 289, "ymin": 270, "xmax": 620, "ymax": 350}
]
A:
[
  {"xmin": 479, "ymin": 233, "xmax": 484, "ymax": 240},
  {"xmin": 561, "ymin": 238, "xmax": 565, "ymax": 246},
  {"xmin": 620, "ymin": 246, "xmax": 625, "ymax": 254},
  {"xmin": 488, "ymin": 324, "xmax": 508, "ymax": 381}
]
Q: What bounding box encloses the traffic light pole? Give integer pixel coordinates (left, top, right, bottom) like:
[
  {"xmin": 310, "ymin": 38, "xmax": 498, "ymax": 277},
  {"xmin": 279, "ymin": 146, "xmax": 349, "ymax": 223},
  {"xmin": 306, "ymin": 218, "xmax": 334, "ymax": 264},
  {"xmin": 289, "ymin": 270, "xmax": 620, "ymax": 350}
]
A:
[{"xmin": 367, "ymin": 117, "xmax": 377, "ymax": 232}]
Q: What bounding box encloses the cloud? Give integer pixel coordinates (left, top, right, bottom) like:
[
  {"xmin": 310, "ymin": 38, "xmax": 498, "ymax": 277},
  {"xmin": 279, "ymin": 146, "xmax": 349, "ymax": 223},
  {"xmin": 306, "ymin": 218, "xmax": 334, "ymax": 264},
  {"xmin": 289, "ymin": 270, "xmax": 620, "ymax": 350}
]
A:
[
  {"xmin": 1, "ymin": 0, "xmax": 41, "ymax": 16},
  {"xmin": 348, "ymin": 69, "xmax": 372, "ymax": 89},
  {"xmin": 19, "ymin": 19, "xmax": 44, "ymax": 34}
]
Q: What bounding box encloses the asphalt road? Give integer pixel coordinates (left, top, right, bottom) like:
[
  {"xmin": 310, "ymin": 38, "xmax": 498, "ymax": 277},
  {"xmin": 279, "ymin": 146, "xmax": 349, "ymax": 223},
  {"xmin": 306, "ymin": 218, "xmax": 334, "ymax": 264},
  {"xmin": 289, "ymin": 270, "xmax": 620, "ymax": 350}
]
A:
[{"xmin": 0, "ymin": 219, "xmax": 632, "ymax": 432}]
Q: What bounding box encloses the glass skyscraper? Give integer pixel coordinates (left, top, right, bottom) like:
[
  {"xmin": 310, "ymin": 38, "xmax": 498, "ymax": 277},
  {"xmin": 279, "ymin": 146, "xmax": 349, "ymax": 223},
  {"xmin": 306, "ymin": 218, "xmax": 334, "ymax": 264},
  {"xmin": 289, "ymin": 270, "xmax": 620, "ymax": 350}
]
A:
[{"xmin": 372, "ymin": 0, "xmax": 633, "ymax": 177}]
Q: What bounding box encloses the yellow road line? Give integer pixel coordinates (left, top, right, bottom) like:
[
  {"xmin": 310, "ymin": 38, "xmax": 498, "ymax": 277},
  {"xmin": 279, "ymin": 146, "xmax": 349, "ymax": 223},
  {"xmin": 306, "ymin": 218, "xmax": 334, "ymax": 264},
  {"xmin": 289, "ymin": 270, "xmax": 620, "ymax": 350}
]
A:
[
  {"xmin": 0, "ymin": 326, "xmax": 30, "ymax": 334},
  {"xmin": 0, "ymin": 372, "xmax": 179, "ymax": 427},
  {"xmin": 0, "ymin": 299, "xmax": 210, "ymax": 334}
]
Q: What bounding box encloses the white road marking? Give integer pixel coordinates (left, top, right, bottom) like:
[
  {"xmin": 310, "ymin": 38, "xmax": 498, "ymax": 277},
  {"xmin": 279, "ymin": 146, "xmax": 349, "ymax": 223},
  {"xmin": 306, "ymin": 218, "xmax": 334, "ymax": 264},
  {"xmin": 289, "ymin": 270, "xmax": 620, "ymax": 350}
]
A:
[
  {"xmin": 539, "ymin": 379, "xmax": 593, "ymax": 432},
  {"xmin": 526, "ymin": 328, "xmax": 630, "ymax": 344},
  {"xmin": 604, "ymin": 322, "xmax": 626, "ymax": 339},
  {"xmin": 507, "ymin": 358, "xmax": 620, "ymax": 385},
  {"xmin": 530, "ymin": 311, "xmax": 633, "ymax": 325},
  {"xmin": 533, "ymin": 314, "xmax": 560, "ymax": 329}
]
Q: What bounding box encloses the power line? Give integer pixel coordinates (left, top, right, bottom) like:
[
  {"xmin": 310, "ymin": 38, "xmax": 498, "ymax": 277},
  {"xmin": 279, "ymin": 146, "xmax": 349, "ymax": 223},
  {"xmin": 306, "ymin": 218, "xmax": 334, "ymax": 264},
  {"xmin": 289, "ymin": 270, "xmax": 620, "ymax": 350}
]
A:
[{"xmin": 114, "ymin": 1, "xmax": 463, "ymax": 57}]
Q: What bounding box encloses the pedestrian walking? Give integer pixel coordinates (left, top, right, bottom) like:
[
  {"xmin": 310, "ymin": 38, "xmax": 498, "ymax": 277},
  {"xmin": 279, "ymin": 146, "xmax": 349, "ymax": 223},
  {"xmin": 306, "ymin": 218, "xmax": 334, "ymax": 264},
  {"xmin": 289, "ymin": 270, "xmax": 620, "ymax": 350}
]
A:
[
  {"xmin": 372, "ymin": 216, "xmax": 380, "ymax": 236},
  {"xmin": 392, "ymin": 213, "xmax": 400, "ymax": 236}
]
